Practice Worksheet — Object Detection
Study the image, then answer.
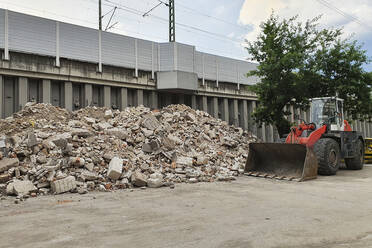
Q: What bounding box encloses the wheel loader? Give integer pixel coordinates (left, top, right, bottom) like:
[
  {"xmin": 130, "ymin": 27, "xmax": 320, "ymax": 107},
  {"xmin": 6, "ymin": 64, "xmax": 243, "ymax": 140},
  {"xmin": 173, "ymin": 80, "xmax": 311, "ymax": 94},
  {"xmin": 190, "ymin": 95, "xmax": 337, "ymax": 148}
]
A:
[{"xmin": 245, "ymin": 97, "xmax": 365, "ymax": 181}]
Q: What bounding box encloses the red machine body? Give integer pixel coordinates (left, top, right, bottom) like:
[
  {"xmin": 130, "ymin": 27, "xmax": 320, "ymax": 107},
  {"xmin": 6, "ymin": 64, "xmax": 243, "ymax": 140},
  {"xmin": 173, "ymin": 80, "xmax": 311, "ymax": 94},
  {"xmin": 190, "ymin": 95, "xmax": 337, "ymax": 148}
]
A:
[{"xmin": 285, "ymin": 120, "xmax": 352, "ymax": 148}]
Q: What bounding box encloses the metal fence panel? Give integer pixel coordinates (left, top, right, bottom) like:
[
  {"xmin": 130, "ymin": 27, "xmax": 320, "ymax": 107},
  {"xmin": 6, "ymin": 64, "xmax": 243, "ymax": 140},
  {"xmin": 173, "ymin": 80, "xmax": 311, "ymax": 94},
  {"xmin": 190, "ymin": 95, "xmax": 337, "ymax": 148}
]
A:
[
  {"xmin": 194, "ymin": 51, "xmax": 203, "ymax": 78},
  {"xmin": 0, "ymin": 9, "xmax": 4, "ymax": 48},
  {"xmin": 8, "ymin": 11, "xmax": 55, "ymax": 56},
  {"xmin": 204, "ymin": 53, "xmax": 217, "ymax": 80},
  {"xmin": 177, "ymin": 43, "xmax": 194, "ymax": 73},
  {"xmin": 159, "ymin": 43, "xmax": 174, "ymax": 71},
  {"xmin": 137, "ymin": 38, "xmax": 152, "ymax": 71},
  {"xmin": 102, "ymin": 31, "xmax": 135, "ymax": 68},
  {"xmin": 218, "ymin": 56, "xmax": 236, "ymax": 83},
  {"xmin": 60, "ymin": 22, "xmax": 98, "ymax": 63}
]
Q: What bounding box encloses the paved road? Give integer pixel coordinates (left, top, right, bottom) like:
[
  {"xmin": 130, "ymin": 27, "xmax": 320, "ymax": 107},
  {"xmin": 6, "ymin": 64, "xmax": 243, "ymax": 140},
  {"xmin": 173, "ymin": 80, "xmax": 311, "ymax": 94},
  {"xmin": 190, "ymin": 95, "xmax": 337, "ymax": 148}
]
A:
[{"xmin": 1, "ymin": 165, "xmax": 372, "ymax": 248}]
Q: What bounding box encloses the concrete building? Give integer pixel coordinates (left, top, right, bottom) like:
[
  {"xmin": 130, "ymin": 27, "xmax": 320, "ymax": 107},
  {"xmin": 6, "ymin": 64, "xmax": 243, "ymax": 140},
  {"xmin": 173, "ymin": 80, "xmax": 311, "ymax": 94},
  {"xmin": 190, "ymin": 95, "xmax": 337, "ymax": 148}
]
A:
[{"xmin": 0, "ymin": 8, "xmax": 370, "ymax": 141}]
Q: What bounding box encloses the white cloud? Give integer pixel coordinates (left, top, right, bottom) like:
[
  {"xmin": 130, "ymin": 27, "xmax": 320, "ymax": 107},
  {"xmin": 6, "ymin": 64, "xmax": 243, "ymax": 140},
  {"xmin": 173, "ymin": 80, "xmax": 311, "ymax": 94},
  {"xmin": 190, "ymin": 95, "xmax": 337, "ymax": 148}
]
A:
[{"xmin": 239, "ymin": 0, "xmax": 372, "ymax": 42}]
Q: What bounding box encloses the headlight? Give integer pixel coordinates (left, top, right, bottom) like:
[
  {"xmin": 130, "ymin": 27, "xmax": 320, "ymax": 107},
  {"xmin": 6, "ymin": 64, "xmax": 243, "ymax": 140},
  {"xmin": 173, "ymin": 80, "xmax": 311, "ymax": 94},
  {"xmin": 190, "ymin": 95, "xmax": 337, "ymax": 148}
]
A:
[{"xmin": 368, "ymin": 147, "xmax": 372, "ymax": 152}]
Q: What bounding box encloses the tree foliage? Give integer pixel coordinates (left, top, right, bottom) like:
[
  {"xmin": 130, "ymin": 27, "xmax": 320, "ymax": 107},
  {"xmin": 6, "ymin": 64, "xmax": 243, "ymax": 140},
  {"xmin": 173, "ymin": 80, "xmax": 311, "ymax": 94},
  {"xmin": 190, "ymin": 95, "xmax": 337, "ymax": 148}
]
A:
[{"xmin": 246, "ymin": 13, "xmax": 371, "ymax": 136}]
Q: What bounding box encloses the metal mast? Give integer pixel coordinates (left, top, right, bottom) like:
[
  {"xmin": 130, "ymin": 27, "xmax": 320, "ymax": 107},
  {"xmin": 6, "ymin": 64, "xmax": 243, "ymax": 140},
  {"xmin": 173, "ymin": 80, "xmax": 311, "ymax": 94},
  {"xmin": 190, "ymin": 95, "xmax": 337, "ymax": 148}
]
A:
[
  {"xmin": 169, "ymin": 0, "xmax": 175, "ymax": 42},
  {"xmin": 99, "ymin": 0, "xmax": 102, "ymax": 30}
]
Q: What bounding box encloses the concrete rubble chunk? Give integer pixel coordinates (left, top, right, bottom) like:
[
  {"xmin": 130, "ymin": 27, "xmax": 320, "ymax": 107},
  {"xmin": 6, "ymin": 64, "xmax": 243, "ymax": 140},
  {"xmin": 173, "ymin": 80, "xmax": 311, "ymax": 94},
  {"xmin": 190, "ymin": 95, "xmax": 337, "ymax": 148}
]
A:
[
  {"xmin": 142, "ymin": 115, "xmax": 160, "ymax": 130},
  {"xmin": 176, "ymin": 156, "xmax": 193, "ymax": 167},
  {"xmin": 142, "ymin": 140, "xmax": 160, "ymax": 153},
  {"xmin": 84, "ymin": 117, "xmax": 96, "ymax": 124},
  {"xmin": 0, "ymin": 103, "xmax": 256, "ymax": 196},
  {"xmin": 13, "ymin": 180, "xmax": 37, "ymax": 195},
  {"xmin": 70, "ymin": 157, "xmax": 85, "ymax": 167},
  {"xmin": 105, "ymin": 109, "xmax": 113, "ymax": 119},
  {"xmin": 51, "ymin": 176, "xmax": 77, "ymax": 194},
  {"xmin": 85, "ymin": 163, "xmax": 94, "ymax": 172},
  {"xmin": 147, "ymin": 173, "xmax": 163, "ymax": 188},
  {"xmin": 27, "ymin": 131, "xmax": 38, "ymax": 147},
  {"xmin": 196, "ymin": 155, "xmax": 208, "ymax": 166},
  {"xmin": 186, "ymin": 113, "xmax": 196, "ymax": 122},
  {"xmin": 96, "ymin": 122, "xmax": 113, "ymax": 131},
  {"xmin": 47, "ymin": 133, "xmax": 72, "ymax": 149},
  {"xmin": 0, "ymin": 174, "xmax": 11, "ymax": 183},
  {"xmin": 162, "ymin": 136, "xmax": 175, "ymax": 150},
  {"xmin": 131, "ymin": 171, "xmax": 147, "ymax": 187},
  {"xmin": 70, "ymin": 128, "xmax": 92, "ymax": 138},
  {"xmin": 104, "ymin": 128, "xmax": 129, "ymax": 140},
  {"xmin": 82, "ymin": 170, "xmax": 99, "ymax": 181},
  {"xmin": 107, "ymin": 157, "xmax": 123, "ymax": 180},
  {"xmin": 0, "ymin": 158, "xmax": 19, "ymax": 173}
]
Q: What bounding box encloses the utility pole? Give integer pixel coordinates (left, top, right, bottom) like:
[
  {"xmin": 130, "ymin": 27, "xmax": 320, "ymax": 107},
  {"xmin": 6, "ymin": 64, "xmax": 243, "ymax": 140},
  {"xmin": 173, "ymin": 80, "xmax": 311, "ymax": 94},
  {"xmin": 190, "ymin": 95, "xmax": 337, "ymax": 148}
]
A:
[
  {"xmin": 99, "ymin": 0, "xmax": 102, "ymax": 30},
  {"xmin": 143, "ymin": 0, "xmax": 175, "ymax": 42},
  {"xmin": 169, "ymin": 0, "xmax": 175, "ymax": 42}
]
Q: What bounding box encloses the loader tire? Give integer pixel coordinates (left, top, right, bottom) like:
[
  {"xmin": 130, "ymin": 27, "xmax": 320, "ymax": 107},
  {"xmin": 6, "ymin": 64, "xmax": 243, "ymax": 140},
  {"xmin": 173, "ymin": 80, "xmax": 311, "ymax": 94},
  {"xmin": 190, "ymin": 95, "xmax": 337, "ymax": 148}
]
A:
[
  {"xmin": 314, "ymin": 138, "xmax": 340, "ymax": 175},
  {"xmin": 345, "ymin": 139, "xmax": 364, "ymax": 170}
]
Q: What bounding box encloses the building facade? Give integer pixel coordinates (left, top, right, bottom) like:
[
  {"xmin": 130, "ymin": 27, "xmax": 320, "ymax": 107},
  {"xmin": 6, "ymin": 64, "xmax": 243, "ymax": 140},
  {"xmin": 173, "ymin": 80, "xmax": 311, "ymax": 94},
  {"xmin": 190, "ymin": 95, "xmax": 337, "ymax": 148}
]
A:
[{"xmin": 0, "ymin": 9, "xmax": 370, "ymax": 141}]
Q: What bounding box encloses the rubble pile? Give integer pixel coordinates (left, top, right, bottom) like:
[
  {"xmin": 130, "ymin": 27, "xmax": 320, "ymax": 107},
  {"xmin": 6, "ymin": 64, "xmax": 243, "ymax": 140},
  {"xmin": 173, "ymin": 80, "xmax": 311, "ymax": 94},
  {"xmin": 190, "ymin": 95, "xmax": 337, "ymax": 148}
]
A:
[{"xmin": 0, "ymin": 103, "xmax": 257, "ymax": 198}]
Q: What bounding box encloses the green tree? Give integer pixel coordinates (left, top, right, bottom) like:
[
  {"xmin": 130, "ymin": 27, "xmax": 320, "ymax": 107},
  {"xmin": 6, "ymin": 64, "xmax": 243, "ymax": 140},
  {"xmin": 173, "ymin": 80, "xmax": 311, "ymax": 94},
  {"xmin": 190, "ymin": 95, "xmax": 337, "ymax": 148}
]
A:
[{"xmin": 246, "ymin": 13, "xmax": 371, "ymax": 137}]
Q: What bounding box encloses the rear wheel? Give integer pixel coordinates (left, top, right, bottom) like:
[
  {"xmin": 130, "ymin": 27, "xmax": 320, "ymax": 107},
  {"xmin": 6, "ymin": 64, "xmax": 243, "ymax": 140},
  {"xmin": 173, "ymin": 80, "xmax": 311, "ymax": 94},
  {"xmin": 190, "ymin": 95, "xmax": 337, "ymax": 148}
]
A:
[
  {"xmin": 314, "ymin": 138, "xmax": 340, "ymax": 175},
  {"xmin": 345, "ymin": 139, "xmax": 364, "ymax": 170}
]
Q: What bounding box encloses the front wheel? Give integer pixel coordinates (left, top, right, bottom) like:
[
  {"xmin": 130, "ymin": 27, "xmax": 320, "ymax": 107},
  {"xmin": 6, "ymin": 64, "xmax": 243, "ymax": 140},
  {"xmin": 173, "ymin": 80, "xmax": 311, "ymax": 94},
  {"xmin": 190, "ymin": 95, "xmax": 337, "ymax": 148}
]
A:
[
  {"xmin": 345, "ymin": 139, "xmax": 364, "ymax": 170},
  {"xmin": 314, "ymin": 138, "xmax": 341, "ymax": 175}
]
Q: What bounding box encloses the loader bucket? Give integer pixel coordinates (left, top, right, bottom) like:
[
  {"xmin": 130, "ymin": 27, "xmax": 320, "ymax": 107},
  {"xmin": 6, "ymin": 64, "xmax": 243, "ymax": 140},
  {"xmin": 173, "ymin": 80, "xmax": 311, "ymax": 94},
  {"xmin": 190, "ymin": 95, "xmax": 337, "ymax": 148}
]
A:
[{"xmin": 245, "ymin": 143, "xmax": 318, "ymax": 181}]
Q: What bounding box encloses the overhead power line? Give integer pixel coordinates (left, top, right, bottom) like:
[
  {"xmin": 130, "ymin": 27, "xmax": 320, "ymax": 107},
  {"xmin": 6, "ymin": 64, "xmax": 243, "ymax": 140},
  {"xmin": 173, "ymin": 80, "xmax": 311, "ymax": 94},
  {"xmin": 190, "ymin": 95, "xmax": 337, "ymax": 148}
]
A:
[
  {"xmin": 103, "ymin": 0, "xmax": 242, "ymax": 44},
  {"xmin": 174, "ymin": 1, "xmax": 250, "ymax": 32},
  {"xmin": 314, "ymin": 0, "xmax": 372, "ymax": 31}
]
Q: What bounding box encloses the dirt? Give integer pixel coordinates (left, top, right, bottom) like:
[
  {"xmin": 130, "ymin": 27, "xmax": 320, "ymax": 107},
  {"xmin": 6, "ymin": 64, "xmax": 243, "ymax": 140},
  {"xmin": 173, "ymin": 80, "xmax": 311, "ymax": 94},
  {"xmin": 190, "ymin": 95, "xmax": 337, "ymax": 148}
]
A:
[{"xmin": 2, "ymin": 165, "xmax": 372, "ymax": 248}]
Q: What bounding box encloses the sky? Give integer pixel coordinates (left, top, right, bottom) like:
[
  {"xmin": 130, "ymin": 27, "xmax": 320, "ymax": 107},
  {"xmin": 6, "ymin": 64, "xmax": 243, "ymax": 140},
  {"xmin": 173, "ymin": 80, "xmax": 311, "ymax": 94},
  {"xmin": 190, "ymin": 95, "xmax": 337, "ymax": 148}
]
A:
[{"xmin": 0, "ymin": 0, "xmax": 371, "ymax": 71}]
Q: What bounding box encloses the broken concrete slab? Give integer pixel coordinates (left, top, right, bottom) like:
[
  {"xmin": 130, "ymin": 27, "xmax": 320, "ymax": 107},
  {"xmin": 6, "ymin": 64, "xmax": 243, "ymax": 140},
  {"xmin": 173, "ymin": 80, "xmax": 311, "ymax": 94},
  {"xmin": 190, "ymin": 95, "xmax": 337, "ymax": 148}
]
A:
[
  {"xmin": 0, "ymin": 158, "xmax": 19, "ymax": 173},
  {"xmin": 81, "ymin": 170, "xmax": 100, "ymax": 181}
]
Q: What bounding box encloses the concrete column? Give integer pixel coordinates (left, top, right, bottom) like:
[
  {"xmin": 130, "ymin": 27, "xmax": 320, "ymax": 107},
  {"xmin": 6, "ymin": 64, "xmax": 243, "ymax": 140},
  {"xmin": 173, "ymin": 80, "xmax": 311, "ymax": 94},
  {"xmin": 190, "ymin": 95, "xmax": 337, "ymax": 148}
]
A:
[
  {"xmin": 358, "ymin": 120, "xmax": 362, "ymax": 133},
  {"xmin": 165, "ymin": 95, "xmax": 172, "ymax": 106},
  {"xmin": 202, "ymin": 96, "xmax": 208, "ymax": 112},
  {"xmin": 150, "ymin": 91, "xmax": 158, "ymax": 109},
  {"xmin": 84, "ymin": 84, "xmax": 92, "ymax": 107},
  {"xmin": 290, "ymin": 105, "xmax": 295, "ymax": 123},
  {"xmin": 120, "ymin": 88, "xmax": 128, "ymax": 110},
  {"xmin": 233, "ymin": 99, "xmax": 239, "ymax": 127},
  {"xmin": 0, "ymin": 75, "xmax": 3, "ymax": 118},
  {"xmin": 223, "ymin": 98, "xmax": 229, "ymax": 123},
  {"xmin": 191, "ymin": 95, "xmax": 197, "ymax": 109},
  {"xmin": 213, "ymin": 97, "xmax": 218, "ymax": 119},
  {"xmin": 250, "ymin": 101, "xmax": 258, "ymax": 136},
  {"xmin": 64, "ymin": 82, "xmax": 73, "ymax": 111},
  {"xmin": 269, "ymin": 125, "xmax": 274, "ymax": 142},
  {"xmin": 296, "ymin": 108, "xmax": 301, "ymax": 124},
  {"xmin": 18, "ymin": 77, "xmax": 28, "ymax": 110},
  {"xmin": 136, "ymin": 89, "xmax": 144, "ymax": 106},
  {"xmin": 42, "ymin": 79, "xmax": 51, "ymax": 104},
  {"xmin": 262, "ymin": 122, "xmax": 267, "ymax": 142},
  {"xmin": 242, "ymin": 100, "xmax": 248, "ymax": 130},
  {"xmin": 104, "ymin": 86, "xmax": 111, "ymax": 108},
  {"xmin": 363, "ymin": 121, "xmax": 367, "ymax": 137}
]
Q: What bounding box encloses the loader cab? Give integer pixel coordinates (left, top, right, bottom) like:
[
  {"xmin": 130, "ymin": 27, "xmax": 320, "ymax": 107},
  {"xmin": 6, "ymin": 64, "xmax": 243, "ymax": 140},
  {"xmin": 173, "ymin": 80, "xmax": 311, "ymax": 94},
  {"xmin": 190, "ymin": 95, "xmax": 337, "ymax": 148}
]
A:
[{"xmin": 310, "ymin": 97, "xmax": 344, "ymax": 131}]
